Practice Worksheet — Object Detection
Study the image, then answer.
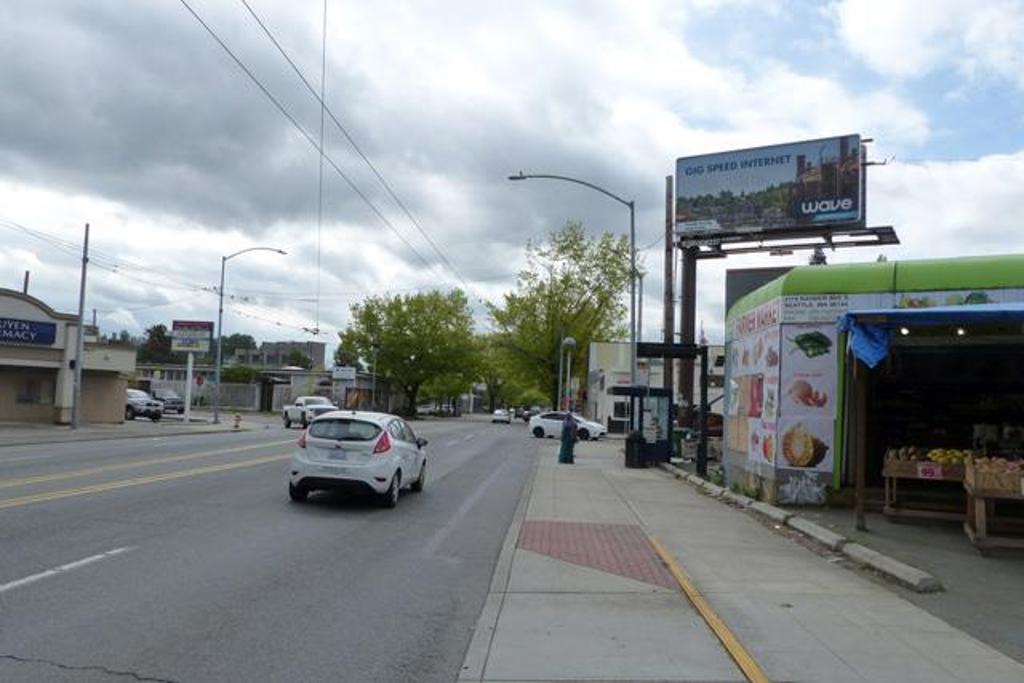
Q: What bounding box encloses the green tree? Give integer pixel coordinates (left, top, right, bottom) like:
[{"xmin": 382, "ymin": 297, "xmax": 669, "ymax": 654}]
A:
[
  {"xmin": 137, "ymin": 324, "xmax": 176, "ymax": 363},
  {"xmin": 214, "ymin": 333, "xmax": 256, "ymax": 362},
  {"xmin": 488, "ymin": 221, "xmax": 632, "ymax": 407},
  {"xmin": 221, "ymin": 365, "xmax": 259, "ymax": 383},
  {"xmin": 286, "ymin": 349, "xmax": 313, "ymax": 369},
  {"xmin": 338, "ymin": 289, "xmax": 477, "ymax": 416}
]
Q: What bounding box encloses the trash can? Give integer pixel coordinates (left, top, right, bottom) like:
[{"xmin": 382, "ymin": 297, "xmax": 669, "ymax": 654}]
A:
[{"xmin": 624, "ymin": 431, "xmax": 645, "ymax": 469}]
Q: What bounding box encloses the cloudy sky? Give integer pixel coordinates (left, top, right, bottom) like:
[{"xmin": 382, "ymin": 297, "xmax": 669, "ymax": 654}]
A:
[{"xmin": 2, "ymin": 0, "xmax": 1023, "ymax": 358}]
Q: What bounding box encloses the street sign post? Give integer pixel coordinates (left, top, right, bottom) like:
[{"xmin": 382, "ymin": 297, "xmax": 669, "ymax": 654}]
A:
[{"xmin": 172, "ymin": 321, "xmax": 213, "ymax": 424}]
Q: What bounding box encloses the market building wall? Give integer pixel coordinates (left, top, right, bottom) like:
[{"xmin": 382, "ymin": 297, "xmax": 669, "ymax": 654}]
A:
[{"xmin": 724, "ymin": 254, "xmax": 1024, "ymax": 504}]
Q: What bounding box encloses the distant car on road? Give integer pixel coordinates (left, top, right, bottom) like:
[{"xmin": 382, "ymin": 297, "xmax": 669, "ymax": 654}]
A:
[
  {"xmin": 126, "ymin": 388, "xmax": 163, "ymax": 422},
  {"xmin": 288, "ymin": 410, "xmax": 428, "ymax": 508},
  {"xmin": 283, "ymin": 395, "xmax": 338, "ymax": 428},
  {"xmin": 491, "ymin": 409, "xmax": 511, "ymax": 424},
  {"xmin": 153, "ymin": 388, "xmax": 185, "ymax": 414},
  {"xmin": 528, "ymin": 411, "xmax": 607, "ymax": 441}
]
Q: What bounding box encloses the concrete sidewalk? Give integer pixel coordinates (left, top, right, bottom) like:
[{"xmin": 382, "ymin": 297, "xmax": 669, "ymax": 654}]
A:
[{"xmin": 461, "ymin": 439, "xmax": 1024, "ymax": 682}]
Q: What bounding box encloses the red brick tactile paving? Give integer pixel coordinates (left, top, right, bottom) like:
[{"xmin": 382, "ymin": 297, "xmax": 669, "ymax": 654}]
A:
[{"xmin": 517, "ymin": 520, "xmax": 678, "ymax": 590}]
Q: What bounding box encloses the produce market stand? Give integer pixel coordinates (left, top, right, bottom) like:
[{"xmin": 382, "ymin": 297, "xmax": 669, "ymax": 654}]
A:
[
  {"xmin": 882, "ymin": 459, "xmax": 966, "ymax": 522},
  {"xmin": 963, "ymin": 462, "xmax": 1024, "ymax": 553}
]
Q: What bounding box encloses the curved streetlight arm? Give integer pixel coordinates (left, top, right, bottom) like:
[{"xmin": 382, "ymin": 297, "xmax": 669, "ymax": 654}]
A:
[
  {"xmin": 224, "ymin": 246, "xmax": 287, "ymax": 262},
  {"xmin": 508, "ymin": 173, "xmax": 632, "ymax": 210}
]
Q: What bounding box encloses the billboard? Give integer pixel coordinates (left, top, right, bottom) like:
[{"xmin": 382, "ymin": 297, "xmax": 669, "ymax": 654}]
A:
[
  {"xmin": 171, "ymin": 320, "xmax": 214, "ymax": 354},
  {"xmin": 676, "ymin": 135, "xmax": 862, "ymax": 237}
]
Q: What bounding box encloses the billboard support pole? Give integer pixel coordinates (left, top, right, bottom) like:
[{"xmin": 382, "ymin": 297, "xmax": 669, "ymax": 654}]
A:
[
  {"xmin": 662, "ymin": 176, "xmax": 674, "ymax": 405},
  {"xmin": 678, "ymin": 247, "xmax": 697, "ymax": 413},
  {"xmin": 184, "ymin": 352, "xmax": 194, "ymax": 424}
]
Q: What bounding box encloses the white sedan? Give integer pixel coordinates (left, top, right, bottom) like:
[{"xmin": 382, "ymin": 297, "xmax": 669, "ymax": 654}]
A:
[
  {"xmin": 289, "ymin": 410, "xmax": 427, "ymax": 508},
  {"xmin": 528, "ymin": 411, "xmax": 607, "ymax": 441},
  {"xmin": 491, "ymin": 409, "xmax": 511, "ymax": 424}
]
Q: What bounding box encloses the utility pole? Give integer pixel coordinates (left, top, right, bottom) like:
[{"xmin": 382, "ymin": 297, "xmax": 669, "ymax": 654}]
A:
[
  {"xmin": 637, "ymin": 272, "xmax": 644, "ymax": 344},
  {"xmin": 662, "ymin": 176, "xmax": 674, "ymax": 402},
  {"xmin": 678, "ymin": 246, "xmax": 697, "ymax": 410},
  {"xmin": 22, "ymin": 270, "xmax": 29, "ymax": 294},
  {"xmin": 71, "ymin": 223, "xmax": 90, "ymax": 429}
]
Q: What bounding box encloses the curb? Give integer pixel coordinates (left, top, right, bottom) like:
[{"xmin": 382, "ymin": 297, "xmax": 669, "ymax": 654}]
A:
[{"xmin": 656, "ymin": 461, "xmax": 943, "ymax": 594}]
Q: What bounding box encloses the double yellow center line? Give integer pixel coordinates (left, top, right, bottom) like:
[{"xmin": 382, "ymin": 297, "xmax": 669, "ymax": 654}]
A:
[{"xmin": 0, "ymin": 443, "xmax": 293, "ymax": 511}]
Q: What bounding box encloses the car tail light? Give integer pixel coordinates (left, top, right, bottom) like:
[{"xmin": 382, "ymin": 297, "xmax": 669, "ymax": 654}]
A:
[
  {"xmin": 297, "ymin": 429, "xmax": 308, "ymax": 449},
  {"xmin": 373, "ymin": 431, "xmax": 391, "ymax": 455}
]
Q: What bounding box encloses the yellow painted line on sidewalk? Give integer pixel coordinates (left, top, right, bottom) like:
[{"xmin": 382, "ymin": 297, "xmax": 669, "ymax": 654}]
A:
[
  {"xmin": 0, "ymin": 440, "xmax": 294, "ymax": 490},
  {"xmin": 0, "ymin": 454, "xmax": 288, "ymax": 510},
  {"xmin": 650, "ymin": 536, "xmax": 771, "ymax": 683}
]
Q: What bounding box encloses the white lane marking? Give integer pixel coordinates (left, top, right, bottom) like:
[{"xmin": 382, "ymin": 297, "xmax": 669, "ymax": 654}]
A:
[
  {"xmin": 0, "ymin": 547, "xmax": 133, "ymax": 594},
  {"xmin": 423, "ymin": 456, "xmax": 509, "ymax": 558},
  {"xmin": 461, "ymin": 433, "xmax": 475, "ymax": 442},
  {"xmin": 444, "ymin": 439, "xmax": 460, "ymax": 447}
]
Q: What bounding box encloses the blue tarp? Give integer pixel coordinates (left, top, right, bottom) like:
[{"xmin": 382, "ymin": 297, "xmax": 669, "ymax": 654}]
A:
[{"xmin": 837, "ymin": 302, "xmax": 1024, "ymax": 368}]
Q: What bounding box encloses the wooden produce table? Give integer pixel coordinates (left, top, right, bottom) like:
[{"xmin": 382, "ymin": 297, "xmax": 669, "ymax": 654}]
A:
[
  {"xmin": 882, "ymin": 460, "xmax": 966, "ymax": 522},
  {"xmin": 963, "ymin": 463, "xmax": 1024, "ymax": 553}
]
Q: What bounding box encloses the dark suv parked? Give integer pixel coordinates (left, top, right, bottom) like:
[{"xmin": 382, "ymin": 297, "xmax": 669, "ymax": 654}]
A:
[{"xmin": 153, "ymin": 388, "xmax": 185, "ymax": 414}]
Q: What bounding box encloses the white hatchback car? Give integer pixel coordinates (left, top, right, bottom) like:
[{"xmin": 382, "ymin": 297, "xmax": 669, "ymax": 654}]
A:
[
  {"xmin": 289, "ymin": 411, "xmax": 427, "ymax": 508},
  {"xmin": 528, "ymin": 411, "xmax": 607, "ymax": 441},
  {"xmin": 491, "ymin": 409, "xmax": 511, "ymax": 424}
]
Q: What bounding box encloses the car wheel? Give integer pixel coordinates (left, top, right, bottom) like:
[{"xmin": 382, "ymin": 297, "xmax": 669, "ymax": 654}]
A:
[
  {"xmin": 125, "ymin": 406, "xmax": 135, "ymax": 421},
  {"xmin": 411, "ymin": 461, "xmax": 426, "ymax": 492},
  {"xmin": 283, "ymin": 415, "xmax": 291, "ymax": 428},
  {"xmin": 178, "ymin": 408, "xmax": 185, "ymax": 415},
  {"xmin": 300, "ymin": 416, "xmax": 308, "ymax": 428},
  {"xmin": 288, "ymin": 482, "xmax": 308, "ymax": 502},
  {"xmin": 532, "ymin": 426, "xmax": 544, "ymax": 438},
  {"xmin": 381, "ymin": 472, "xmax": 401, "ymax": 508},
  {"xmin": 577, "ymin": 428, "xmax": 590, "ymax": 441},
  {"xmin": 151, "ymin": 413, "xmax": 161, "ymax": 422}
]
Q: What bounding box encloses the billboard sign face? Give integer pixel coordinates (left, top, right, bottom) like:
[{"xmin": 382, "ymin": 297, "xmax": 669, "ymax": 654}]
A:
[
  {"xmin": 332, "ymin": 366, "xmax": 357, "ymax": 381},
  {"xmin": 676, "ymin": 135, "xmax": 862, "ymax": 237},
  {"xmin": 171, "ymin": 320, "xmax": 214, "ymax": 353}
]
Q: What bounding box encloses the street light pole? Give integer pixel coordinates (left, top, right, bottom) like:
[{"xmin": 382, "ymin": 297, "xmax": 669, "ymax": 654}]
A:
[
  {"xmin": 509, "ymin": 173, "xmax": 638, "ymax": 421},
  {"xmin": 213, "ymin": 246, "xmax": 286, "ymax": 424}
]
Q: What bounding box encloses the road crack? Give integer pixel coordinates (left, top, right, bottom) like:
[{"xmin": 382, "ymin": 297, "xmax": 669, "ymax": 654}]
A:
[{"xmin": 0, "ymin": 653, "xmax": 178, "ymax": 683}]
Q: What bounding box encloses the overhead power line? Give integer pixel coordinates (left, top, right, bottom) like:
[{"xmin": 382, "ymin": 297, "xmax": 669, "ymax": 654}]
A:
[
  {"xmin": 237, "ymin": 0, "xmax": 469, "ymax": 290},
  {"xmin": 178, "ymin": 0, "xmax": 454, "ymax": 287}
]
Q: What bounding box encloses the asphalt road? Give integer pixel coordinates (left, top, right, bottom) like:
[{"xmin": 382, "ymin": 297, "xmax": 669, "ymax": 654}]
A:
[{"xmin": 0, "ymin": 417, "xmax": 539, "ymax": 682}]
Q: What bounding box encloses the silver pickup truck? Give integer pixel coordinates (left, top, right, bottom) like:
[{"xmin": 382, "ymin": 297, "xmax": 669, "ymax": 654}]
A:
[{"xmin": 282, "ymin": 395, "xmax": 338, "ymax": 428}]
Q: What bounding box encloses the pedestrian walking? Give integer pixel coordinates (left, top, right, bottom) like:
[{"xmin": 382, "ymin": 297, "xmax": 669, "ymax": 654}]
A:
[{"xmin": 558, "ymin": 411, "xmax": 577, "ymax": 464}]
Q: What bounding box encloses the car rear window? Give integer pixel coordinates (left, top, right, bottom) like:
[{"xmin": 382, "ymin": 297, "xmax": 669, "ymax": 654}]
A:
[{"xmin": 309, "ymin": 419, "xmax": 381, "ymax": 441}]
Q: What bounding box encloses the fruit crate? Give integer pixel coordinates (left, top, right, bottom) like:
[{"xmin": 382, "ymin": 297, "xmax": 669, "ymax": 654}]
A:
[
  {"xmin": 964, "ymin": 460, "xmax": 1023, "ymax": 497},
  {"xmin": 882, "ymin": 459, "xmax": 965, "ymax": 482}
]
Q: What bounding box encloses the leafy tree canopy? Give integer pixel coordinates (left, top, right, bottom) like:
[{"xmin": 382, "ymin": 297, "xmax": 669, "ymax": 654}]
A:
[
  {"xmin": 137, "ymin": 324, "xmax": 179, "ymax": 364},
  {"xmin": 337, "ymin": 289, "xmax": 477, "ymax": 415},
  {"xmin": 488, "ymin": 221, "xmax": 632, "ymax": 407},
  {"xmin": 286, "ymin": 349, "xmax": 313, "ymax": 370},
  {"xmin": 221, "ymin": 365, "xmax": 259, "ymax": 384}
]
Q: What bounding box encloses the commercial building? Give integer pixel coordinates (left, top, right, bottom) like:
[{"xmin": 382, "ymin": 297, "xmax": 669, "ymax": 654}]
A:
[
  {"xmin": 232, "ymin": 341, "xmax": 326, "ymax": 369},
  {"xmin": 724, "ymin": 254, "xmax": 1024, "ymax": 518},
  {"xmin": 585, "ymin": 341, "xmax": 724, "ymax": 433},
  {"xmin": 0, "ymin": 288, "xmax": 136, "ymax": 424}
]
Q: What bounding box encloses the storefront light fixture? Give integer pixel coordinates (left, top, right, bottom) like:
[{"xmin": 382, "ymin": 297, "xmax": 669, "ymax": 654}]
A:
[
  {"xmin": 956, "ymin": 327, "xmax": 966, "ymax": 337},
  {"xmin": 899, "ymin": 327, "xmax": 910, "ymax": 336}
]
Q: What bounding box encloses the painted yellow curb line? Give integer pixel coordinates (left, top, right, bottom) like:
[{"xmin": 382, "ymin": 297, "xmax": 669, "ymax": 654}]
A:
[
  {"xmin": 650, "ymin": 536, "xmax": 771, "ymax": 683},
  {"xmin": 0, "ymin": 440, "xmax": 294, "ymax": 490},
  {"xmin": 0, "ymin": 454, "xmax": 288, "ymax": 510}
]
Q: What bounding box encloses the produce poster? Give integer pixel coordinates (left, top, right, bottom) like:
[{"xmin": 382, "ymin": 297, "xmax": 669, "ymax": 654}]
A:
[
  {"xmin": 777, "ymin": 323, "xmax": 837, "ymax": 472},
  {"xmin": 726, "ymin": 299, "xmax": 782, "ymax": 468}
]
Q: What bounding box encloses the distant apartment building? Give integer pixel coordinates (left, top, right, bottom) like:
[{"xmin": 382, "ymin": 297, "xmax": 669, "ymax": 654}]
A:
[{"xmin": 232, "ymin": 341, "xmax": 326, "ymax": 369}]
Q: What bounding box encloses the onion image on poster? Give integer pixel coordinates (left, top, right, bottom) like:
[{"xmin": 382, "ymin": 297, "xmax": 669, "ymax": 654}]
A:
[{"xmin": 777, "ymin": 417, "xmax": 834, "ymax": 471}]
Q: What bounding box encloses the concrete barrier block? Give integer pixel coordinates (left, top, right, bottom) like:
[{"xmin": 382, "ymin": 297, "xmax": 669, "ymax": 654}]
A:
[
  {"xmin": 749, "ymin": 501, "xmax": 793, "ymax": 524},
  {"xmin": 786, "ymin": 516, "xmax": 849, "ymax": 551},
  {"xmin": 842, "ymin": 543, "xmax": 942, "ymax": 593}
]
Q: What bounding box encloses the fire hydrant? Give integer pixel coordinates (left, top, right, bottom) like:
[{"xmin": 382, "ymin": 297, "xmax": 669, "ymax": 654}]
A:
[{"xmin": 233, "ymin": 413, "xmax": 242, "ymax": 430}]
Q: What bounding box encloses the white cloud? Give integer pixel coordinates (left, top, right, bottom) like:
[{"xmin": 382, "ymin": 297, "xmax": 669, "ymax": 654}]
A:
[{"xmin": 833, "ymin": 0, "xmax": 1024, "ymax": 88}]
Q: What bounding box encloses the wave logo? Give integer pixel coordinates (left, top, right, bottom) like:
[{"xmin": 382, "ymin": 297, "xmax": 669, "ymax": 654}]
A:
[{"xmin": 800, "ymin": 198, "xmax": 855, "ymax": 215}]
